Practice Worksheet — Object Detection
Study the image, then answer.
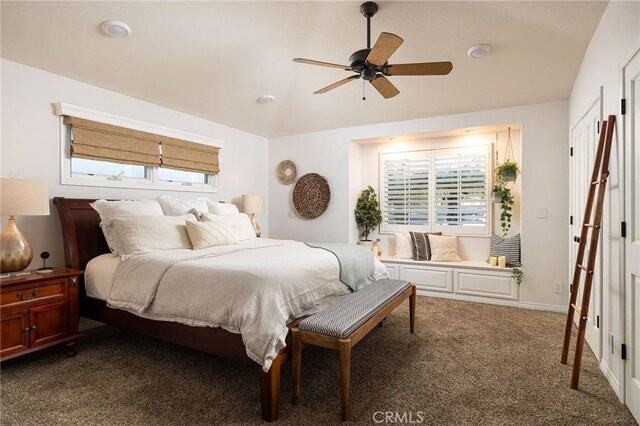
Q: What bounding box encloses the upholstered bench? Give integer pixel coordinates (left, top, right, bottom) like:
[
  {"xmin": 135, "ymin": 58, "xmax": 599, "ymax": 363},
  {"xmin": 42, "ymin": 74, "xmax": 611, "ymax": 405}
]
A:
[{"xmin": 291, "ymin": 279, "xmax": 416, "ymax": 421}]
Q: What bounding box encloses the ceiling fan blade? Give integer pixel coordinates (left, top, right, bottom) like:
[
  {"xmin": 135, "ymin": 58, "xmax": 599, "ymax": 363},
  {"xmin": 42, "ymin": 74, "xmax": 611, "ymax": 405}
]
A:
[
  {"xmin": 314, "ymin": 75, "xmax": 360, "ymax": 94},
  {"xmin": 370, "ymin": 75, "xmax": 400, "ymax": 99},
  {"xmin": 293, "ymin": 58, "xmax": 351, "ymax": 70},
  {"xmin": 366, "ymin": 32, "xmax": 404, "ymax": 67},
  {"xmin": 385, "ymin": 61, "xmax": 453, "ymax": 76}
]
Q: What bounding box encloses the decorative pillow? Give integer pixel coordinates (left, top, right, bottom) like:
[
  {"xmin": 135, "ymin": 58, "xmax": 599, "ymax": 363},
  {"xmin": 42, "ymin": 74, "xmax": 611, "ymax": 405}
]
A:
[
  {"xmin": 428, "ymin": 235, "xmax": 462, "ymax": 262},
  {"xmin": 489, "ymin": 234, "xmax": 521, "ymax": 266},
  {"xmin": 185, "ymin": 220, "xmax": 239, "ymax": 250},
  {"xmin": 394, "ymin": 233, "xmax": 413, "ymax": 259},
  {"xmin": 409, "ymin": 232, "xmax": 442, "ymax": 260},
  {"xmin": 202, "ymin": 213, "xmax": 256, "ymax": 241},
  {"xmin": 90, "ymin": 199, "xmax": 164, "ymax": 221},
  {"xmin": 157, "ymin": 195, "xmax": 208, "ymax": 216},
  {"xmin": 100, "ymin": 215, "xmax": 193, "ymax": 260},
  {"xmin": 202, "ymin": 198, "xmax": 240, "ymax": 215}
]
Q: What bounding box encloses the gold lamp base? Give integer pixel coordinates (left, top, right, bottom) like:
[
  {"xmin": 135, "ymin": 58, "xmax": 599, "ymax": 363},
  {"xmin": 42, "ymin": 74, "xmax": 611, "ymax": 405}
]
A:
[
  {"xmin": 1, "ymin": 216, "xmax": 33, "ymax": 273},
  {"xmin": 250, "ymin": 213, "xmax": 261, "ymax": 238}
]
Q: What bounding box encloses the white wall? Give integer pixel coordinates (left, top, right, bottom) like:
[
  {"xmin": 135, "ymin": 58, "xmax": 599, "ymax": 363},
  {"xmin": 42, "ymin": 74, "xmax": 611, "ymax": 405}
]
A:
[
  {"xmin": 359, "ymin": 129, "xmax": 522, "ymax": 261},
  {"xmin": 269, "ymin": 100, "xmax": 569, "ymax": 310},
  {"xmin": 568, "ymin": 0, "xmax": 640, "ymax": 400},
  {"xmin": 1, "ymin": 59, "xmax": 269, "ymax": 270}
]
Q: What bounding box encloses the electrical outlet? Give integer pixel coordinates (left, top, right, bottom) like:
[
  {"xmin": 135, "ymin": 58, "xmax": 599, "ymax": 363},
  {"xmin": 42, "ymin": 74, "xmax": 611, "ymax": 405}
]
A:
[{"xmin": 553, "ymin": 281, "xmax": 563, "ymax": 293}]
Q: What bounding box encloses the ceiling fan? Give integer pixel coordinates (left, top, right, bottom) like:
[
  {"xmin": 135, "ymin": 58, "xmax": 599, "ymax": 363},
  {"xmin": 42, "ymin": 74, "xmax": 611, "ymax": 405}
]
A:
[{"xmin": 293, "ymin": 1, "xmax": 453, "ymax": 99}]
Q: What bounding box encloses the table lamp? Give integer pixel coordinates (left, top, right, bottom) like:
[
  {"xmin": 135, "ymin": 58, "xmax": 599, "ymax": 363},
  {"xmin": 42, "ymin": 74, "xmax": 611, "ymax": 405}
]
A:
[
  {"xmin": 1, "ymin": 178, "xmax": 50, "ymax": 273},
  {"xmin": 242, "ymin": 194, "xmax": 265, "ymax": 238}
]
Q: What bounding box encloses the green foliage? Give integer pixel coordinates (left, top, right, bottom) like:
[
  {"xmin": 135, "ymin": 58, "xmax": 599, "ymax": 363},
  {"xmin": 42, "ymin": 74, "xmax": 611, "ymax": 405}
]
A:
[
  {"xmin": 496, "ymin": 160, "xmax": 520, "ymax": 182},
  {"xmin": 498, "ymin": 186, "xmax": 514, "ymax": 236},
  {"xmin": 354, "ymin": 186, "xmax": 383, "ymax": 241},
  {"xmin": 512, "ymin": 266, "xmax": 524, "ymax": 285}
]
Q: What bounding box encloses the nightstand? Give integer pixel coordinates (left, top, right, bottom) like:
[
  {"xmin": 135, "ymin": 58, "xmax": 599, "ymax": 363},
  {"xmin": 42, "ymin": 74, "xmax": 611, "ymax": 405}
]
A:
[{"xmin": 0, "ymin": 267, "xmax": 82, "ymax": 361}]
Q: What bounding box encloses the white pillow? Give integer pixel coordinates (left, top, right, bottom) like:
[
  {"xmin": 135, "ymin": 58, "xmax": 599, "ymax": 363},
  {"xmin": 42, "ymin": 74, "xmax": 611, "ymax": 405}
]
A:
[
  {"xmin": 100, "ymin": 215, "xmax": 193, "ymax": 260},
  {"xmin": 157, "ymin": 195, "xmax": 208, "ymax": 216},
  {"xmin": 428, "ymin": 235, "xmax": 462, "ymax": 262},
  {"xmin": 202, "ymin": 198, "xmax": 240, "ymax": 215},
  {"xmin": 90, "ymin": 199, "xmax": 164, "ymax": 221},
  {"xmin": 202, "ymin": 213, "xmax": 256, "ymax": 241},
  {"xmin": 185, "ymin": 220, "xmax": 239, "ymax": 250},
  {"xmin": 394, "ymin": 233, "xmax": 413, "ymax": 259}
]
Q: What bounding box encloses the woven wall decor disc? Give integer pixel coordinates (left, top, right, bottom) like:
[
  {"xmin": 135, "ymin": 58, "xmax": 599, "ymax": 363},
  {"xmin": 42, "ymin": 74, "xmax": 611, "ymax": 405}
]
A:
[
  {"xmin": 277, "ymin": 160, "xmax": 297, "ymax": 185},
  {"xmin": 292, "ymin": 173, "xmax": 331, "ymax": 219}
]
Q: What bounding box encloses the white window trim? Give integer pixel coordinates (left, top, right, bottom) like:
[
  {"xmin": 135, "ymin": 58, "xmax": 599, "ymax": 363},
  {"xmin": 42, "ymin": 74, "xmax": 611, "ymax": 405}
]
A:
[
  {"xmin": 379, "ymin": 144, "xmax": 492, "ymax": 237},
  {"xmin": 56, "ymin": 103, "xmax": 221, "ymax": 193}
]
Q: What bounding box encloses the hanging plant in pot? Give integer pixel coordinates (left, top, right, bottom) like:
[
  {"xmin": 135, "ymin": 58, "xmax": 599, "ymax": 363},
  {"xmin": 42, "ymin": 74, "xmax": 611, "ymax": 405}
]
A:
[
  {"xmin": 496, "ymin": 160, "xmax": 520, "ymax": 183},
  {"xmin": 491, "ymin": 185, "xmax": 503, "ymax": 203},
  {"xmin": 354, "ymin": 186, "xmax": 382, "ymax": 248}
]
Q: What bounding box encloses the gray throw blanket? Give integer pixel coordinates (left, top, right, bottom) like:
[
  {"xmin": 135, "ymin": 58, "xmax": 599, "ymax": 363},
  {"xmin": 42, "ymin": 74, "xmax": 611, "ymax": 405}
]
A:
[{"xmin": 305, "ymin": 243, "xmax": 375, "ymax": 291}]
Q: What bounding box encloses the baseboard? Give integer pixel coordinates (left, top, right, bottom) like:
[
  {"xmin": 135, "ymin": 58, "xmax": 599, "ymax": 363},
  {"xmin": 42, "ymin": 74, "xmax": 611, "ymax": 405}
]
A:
[
  {"xmin": 415, "ymin": 289, "xmax": 566, "ymax": 313},
  {"xmin": 599, "ymin": 359, "xmax": 623, "ymax": 403}
]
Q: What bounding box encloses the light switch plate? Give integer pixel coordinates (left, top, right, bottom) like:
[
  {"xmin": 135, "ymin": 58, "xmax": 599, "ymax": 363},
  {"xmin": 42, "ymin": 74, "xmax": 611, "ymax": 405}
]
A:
[{"xmin": 536, "ymin": 207, "xmax": 548, "ymax": 218}]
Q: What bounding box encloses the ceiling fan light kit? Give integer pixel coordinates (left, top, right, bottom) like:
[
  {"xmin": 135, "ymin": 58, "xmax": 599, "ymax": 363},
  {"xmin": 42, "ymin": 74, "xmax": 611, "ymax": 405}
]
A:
[{"xmin": 293, "ymin": 2, "xmax": 453, "ymax": 100}]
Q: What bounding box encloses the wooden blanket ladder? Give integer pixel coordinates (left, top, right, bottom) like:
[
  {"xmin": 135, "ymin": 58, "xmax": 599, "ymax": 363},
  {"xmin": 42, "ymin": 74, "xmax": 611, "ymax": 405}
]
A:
[{"xmin": 561, "ymin": 115, "xmax": 616, "ymax": 389}]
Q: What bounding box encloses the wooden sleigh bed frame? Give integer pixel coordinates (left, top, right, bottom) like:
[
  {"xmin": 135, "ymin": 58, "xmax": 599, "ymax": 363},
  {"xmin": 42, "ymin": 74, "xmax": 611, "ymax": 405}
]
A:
[{"xmin": 53, "ymin": 197, "xmax": 293, "ymax": 422}]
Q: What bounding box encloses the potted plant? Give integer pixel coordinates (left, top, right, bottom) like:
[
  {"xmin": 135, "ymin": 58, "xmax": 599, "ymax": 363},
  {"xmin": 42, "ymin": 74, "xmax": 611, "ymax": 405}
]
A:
[
  {"xmin": 354, "ymin": 186, "xmax": 382, "ymax": 247},
  {"xmin": 496, "ymin": 160, "xmax": 520, "ymax": 183},
  {"xmin": 491, "ymin": 185, "xmax": 503, "ymax": 203}
]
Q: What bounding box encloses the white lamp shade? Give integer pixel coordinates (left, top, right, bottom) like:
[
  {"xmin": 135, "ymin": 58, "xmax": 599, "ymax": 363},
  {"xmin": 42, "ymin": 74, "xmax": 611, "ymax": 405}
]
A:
[
  {"xmin": 1, "ymin": 178, "xmax": 50, "ymax": 216},
  {"xmin": 242, "ymin": 194, "xmax": 265, "ymax": 214}
]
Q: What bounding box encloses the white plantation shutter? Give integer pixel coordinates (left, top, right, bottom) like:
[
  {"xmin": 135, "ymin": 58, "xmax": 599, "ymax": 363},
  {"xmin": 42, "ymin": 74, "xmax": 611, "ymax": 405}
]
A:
[
  {"xmin": 380, "ymin": 145, "xmax": 490, "ymax": 236},
  {"xmin": 433, "ymin": 146, "xmax": 489, "ymax": 234},
  {"xmin": 381, "ymin": 153, "xmax": 430, "ymax": 232}
]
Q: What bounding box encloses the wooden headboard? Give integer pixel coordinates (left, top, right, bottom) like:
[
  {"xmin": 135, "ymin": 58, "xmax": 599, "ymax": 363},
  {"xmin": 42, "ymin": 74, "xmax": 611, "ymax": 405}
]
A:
[{"xmin": 53, "ymin": 197, "xmax": 110, "ymax": 272}]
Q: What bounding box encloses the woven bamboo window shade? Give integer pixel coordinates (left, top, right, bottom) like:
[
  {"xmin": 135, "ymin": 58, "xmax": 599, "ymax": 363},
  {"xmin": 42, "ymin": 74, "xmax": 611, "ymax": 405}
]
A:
[
  {"xmin": 160, "ymin": 137, "xmax": 219, "ymax": 174},
  {"xmin": 65, "ymin": 116, "xmax": 161, "ymax": 166},
  {"xmin": 64, "ymin": 116, "xmax": 220, "ymax": 174}
]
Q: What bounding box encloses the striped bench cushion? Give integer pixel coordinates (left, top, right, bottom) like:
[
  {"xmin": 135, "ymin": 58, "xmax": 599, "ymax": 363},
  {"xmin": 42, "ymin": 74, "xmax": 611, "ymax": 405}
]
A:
[{"xmin": 298, "ymin": 279, "xmax": 412, "ymax": 338}]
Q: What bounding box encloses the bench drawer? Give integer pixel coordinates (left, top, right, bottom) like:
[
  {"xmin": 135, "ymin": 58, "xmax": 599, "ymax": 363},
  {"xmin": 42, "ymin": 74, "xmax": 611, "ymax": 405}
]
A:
[
  {"xmin": 401, "ymin": 266, "xmax": 452, "ymax": 293},
  {"xmin": 455, "ymin": 269, "xmax": 517, "ymax": 300}
]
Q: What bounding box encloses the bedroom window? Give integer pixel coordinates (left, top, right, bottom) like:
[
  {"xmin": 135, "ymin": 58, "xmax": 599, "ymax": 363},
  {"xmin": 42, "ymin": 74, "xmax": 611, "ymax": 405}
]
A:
[
  {"xmin": 58, "ymin": 106, "xmax": 222, "ymax": 193},
  {"xmin": 379, "ymin": 145, "xmax": 490, "ymax": 236}
]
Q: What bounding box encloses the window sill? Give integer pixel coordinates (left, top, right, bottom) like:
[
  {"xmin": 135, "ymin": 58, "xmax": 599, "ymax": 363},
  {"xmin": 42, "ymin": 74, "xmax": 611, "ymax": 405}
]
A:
[{"xmin": 61, "ymin": 176, "xmax": 218, "ymax": 193}]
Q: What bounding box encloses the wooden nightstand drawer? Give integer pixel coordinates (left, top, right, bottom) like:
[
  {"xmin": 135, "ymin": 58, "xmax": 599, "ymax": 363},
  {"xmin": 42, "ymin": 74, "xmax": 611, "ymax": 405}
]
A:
[{"xmin": 1, "ymin": 278, "xmax": 67, "ymax": 308}]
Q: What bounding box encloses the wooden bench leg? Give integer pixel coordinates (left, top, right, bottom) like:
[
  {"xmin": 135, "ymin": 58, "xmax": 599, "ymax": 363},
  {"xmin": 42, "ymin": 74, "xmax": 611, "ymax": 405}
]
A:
[
  {"xmin": 292, "ymin": 328, "xmax": 301, "ymax": 405},
  {"xmin": 259, "ymin": 353, "xmax": 283, "ymax": 422},
  {"xmin": 338, "ymin": 338, "xmax": 352, "ymax": 421},
  {"xmin": 409, "ymin": 285, "xmax": 416, "ymax": 334}
]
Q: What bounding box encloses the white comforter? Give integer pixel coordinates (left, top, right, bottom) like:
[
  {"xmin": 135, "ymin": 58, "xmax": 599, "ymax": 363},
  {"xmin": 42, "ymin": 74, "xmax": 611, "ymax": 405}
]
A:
[{"xmin": 107, "ymin": 238, "xmax": 387, "ymax": 371}]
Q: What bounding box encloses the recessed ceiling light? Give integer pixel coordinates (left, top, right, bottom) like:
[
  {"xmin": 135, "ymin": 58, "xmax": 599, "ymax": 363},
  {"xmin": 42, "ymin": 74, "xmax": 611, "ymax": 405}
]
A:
[
  {"xmin": 101, "ymin": 20, "xmax": 132, "ymax": 38},
  {"xmin": 465, "ymin": 130, "xmax": 473, "ymax": 134},
  {"xmin": 257, "ymin": 95, "xmax": 276, "ymax": 104},
  {"xmin": 467, "ymin": 44, "xmax": 492, "ymax": 59}
]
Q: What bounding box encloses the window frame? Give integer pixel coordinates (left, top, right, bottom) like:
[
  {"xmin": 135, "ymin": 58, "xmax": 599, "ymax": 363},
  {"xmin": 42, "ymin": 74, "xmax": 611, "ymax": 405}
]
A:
[
  {"xmin": 378, "ymin": 144, "xmax": 492, "ymax": 237},
  {"xmin": 56, "ymin": 104, "xmax": 221, "ymax": 193}
]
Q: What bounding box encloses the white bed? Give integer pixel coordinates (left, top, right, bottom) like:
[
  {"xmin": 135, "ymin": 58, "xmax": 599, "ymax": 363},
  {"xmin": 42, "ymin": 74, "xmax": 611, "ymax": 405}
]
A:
[{"xmin": 84, "ymin": 238, "xmax": 388, "ymax": 371}]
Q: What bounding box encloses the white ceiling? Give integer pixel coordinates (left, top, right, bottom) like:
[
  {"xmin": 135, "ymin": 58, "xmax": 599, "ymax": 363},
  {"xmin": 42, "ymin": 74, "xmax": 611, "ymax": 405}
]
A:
[{"xmin": 1, "ymin": 1, "xmax": 607, "ymax": 138}]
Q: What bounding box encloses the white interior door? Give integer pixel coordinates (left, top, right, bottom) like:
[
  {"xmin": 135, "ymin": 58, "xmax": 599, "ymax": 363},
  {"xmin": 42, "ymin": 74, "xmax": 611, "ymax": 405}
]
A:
[
  {"xmin": 624, "ymin": 48, "xmax": 640, "ymax": 423},
  {"xmin": 570, "ymin": 92, "xmax": 603, "ymax": 359}
]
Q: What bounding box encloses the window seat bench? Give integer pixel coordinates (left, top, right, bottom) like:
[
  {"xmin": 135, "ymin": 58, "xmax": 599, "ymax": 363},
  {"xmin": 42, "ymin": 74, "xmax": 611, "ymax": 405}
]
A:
[{"xmin": 378, "ymin": 256, "xmax": 518, "ymax": 302}]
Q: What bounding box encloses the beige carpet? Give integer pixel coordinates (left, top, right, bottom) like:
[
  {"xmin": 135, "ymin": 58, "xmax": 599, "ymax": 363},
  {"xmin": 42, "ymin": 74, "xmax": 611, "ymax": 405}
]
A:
[{"xmin": 1, "ymin": 297, "xmax": 636, "ymax": 425}]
